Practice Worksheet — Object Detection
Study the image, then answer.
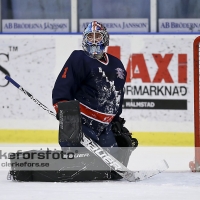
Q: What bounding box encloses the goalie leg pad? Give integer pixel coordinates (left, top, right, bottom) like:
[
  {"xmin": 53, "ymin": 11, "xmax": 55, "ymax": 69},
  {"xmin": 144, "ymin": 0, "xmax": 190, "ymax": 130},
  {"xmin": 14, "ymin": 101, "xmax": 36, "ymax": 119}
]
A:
[
  {"xmin": 58, "ymin": 101, "xmax": 83, "ymax": 145},
  {"xmin": 9, "ymin": 149, "xmax": 113, "ymax": 182},
  {"xmin": 111, "ymin": 119, "xmax": 138, "ymax": 172}
]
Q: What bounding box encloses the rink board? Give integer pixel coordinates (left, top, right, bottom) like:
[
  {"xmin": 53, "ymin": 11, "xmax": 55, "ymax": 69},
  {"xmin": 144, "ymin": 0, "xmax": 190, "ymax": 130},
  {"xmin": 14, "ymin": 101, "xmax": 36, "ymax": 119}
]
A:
[
  {"xmin": 0, "ymin": 130, "xmax": 194, "ymax": 146},
  {"xmin": 0, "ymin": 34, "xmax": 197, "ymax": 146}
]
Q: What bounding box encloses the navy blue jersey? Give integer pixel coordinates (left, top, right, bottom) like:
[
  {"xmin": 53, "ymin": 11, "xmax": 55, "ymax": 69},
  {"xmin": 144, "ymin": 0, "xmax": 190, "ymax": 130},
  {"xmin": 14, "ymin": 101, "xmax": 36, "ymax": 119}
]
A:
[{"xmin": 52, "ymin": 50, "xmax": 126, "ymax": 134}]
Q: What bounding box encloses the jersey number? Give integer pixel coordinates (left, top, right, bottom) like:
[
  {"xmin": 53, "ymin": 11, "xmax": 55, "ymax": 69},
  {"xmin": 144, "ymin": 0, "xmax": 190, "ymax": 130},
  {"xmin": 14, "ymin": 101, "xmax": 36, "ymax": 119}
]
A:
[{"xmin": 62, "ymin": 67, "xmax": 68, "ymax": 78}]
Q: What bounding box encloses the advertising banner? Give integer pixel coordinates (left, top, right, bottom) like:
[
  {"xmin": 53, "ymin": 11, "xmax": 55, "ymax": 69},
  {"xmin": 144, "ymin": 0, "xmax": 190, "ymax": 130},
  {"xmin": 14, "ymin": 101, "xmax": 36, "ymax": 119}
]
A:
[
  {"xmin": 108, "ymin": 36, "xmax": 193, "ymax": 132},
  {"xmin": 159, "ymin": 18, "xmax": 200, "ymax": 32},
  {"xmin": 2, "ymin": 19, "xmax": 69, "ymax": 33},
  {"xmin": 0, "ymin": 35, "xmax": 56, "ymax": 129},
  {"xmin": 79, "ymin": 19, "xmax": 149, "ymax": 33}
]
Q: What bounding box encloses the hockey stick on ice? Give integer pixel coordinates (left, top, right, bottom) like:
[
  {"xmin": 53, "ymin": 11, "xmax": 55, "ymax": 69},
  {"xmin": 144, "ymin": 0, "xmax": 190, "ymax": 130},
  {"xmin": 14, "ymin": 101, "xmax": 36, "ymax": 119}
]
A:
[{"xmin": 5, "ymin": 75, "xmax": 169, "ymax": 182}]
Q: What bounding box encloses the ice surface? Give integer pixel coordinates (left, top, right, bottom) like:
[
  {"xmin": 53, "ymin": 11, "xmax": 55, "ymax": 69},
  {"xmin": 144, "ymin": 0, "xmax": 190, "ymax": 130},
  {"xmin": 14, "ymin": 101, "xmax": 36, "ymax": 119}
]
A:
[{"xmin": 0, "ymin": 144, "xmax": 200, "ymax": 200}]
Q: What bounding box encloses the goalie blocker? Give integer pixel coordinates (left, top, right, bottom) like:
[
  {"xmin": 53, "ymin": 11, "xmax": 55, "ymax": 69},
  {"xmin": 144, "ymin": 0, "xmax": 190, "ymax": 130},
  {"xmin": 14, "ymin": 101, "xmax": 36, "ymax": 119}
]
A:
[
  {"xmin": 9, "ymin": 101, "xmax": 138, "ymax": 182},
  {"xmin": 58, "ymin": 101, "xmax": 83, "ymax": 144}
]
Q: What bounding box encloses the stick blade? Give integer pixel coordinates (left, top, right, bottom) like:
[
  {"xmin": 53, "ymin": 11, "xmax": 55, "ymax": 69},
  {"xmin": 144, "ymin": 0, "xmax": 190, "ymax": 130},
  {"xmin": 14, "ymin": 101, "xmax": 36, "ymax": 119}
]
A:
[{"xmin": 132, "ymin": 159, "xmax": 169, "ymax": 182}]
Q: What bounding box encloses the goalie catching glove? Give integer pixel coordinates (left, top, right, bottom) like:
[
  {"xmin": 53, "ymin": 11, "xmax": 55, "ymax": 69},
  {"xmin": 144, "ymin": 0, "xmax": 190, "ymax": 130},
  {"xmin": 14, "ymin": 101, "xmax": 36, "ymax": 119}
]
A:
[{"xmin": 112, "ymin": 117, "xmax": 138, "ymax": 149}]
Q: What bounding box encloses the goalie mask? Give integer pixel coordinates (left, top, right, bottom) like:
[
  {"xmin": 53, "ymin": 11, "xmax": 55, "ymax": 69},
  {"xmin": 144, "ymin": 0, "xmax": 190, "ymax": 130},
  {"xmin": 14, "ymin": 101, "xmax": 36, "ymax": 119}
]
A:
[{"xmin": 82, "ymin": 21, "xmax": 109, "ymax": 59}]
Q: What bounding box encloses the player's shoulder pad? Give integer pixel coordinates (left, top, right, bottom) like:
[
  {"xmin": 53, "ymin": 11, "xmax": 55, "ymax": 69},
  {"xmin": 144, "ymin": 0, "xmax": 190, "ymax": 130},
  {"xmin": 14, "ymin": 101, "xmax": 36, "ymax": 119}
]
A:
[
  {"xmin": 70, "ymin": 50, "xmax": 85, "ymax": 58},
  {"xmin": 107, "ymin": 53, "xmax": 126, "ymax": 72},
  {"xmin": 107, "ymin": 53, "xmax": 124, "ymax": 65},
  {"xmin": 67, "ymin": 50, "xmax": 86, "ymax": 66}
]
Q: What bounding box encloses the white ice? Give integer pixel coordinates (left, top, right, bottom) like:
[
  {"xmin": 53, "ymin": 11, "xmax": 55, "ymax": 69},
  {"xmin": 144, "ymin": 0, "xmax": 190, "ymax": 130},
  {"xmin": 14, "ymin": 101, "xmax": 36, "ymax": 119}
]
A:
[{"xmin": 0, "ymin": 144, "xmax": 200, "ymax": 200}]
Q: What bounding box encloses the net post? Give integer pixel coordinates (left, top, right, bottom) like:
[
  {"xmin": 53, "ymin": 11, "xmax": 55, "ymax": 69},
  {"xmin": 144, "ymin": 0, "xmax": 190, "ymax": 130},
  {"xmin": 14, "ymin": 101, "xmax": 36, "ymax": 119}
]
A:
[{"xmin": 192, "ymin": 36, "xmax": 200, "ymax": 172}]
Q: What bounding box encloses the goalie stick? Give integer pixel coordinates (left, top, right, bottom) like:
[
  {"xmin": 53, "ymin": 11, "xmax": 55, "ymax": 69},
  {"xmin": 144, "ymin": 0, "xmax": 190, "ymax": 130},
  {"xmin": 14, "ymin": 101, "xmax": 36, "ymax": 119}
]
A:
[{"xmin": 5, "ymin": 75, "xmax": 169, "ymax": 182}]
